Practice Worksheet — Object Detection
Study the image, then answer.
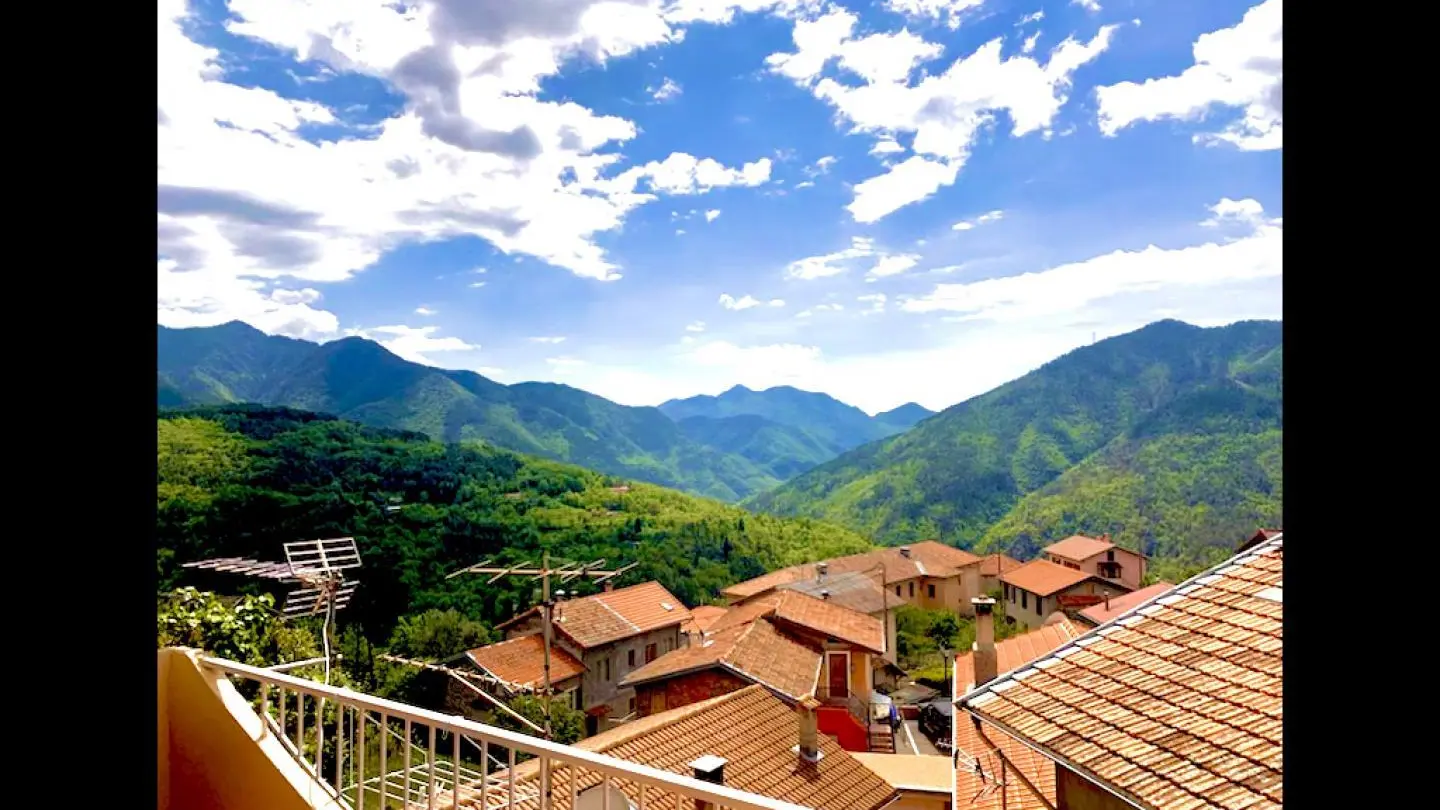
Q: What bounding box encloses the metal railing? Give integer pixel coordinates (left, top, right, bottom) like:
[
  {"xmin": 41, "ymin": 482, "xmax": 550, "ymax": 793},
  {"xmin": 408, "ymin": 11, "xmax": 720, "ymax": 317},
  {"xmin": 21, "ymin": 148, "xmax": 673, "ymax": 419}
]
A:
[{"xmin": 201, "ymin": 656, "xmax": 810, "ymax": 810}]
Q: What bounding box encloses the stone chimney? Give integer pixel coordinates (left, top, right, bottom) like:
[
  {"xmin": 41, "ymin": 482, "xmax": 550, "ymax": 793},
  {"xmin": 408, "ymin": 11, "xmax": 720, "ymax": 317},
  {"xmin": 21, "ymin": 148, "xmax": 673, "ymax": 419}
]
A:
[
  {"xmin": 971, "ymin": 597, "xmax": 998, "ymax": 689},
  {"xmin": 816, "ymin": 561, "xmax": 828, "ymax": 580},
  {"xmin": 795, "ymin": 696, "xmax": 823, "ymax": 763},
  {"xmin": 603, "ymin": 580, "xmax": 614, "ymax": 592},
  {"xmin": 899, "ymin": 546, "xmax": 912, "ymax": 559},
  {"xmin": 689, "ymin": 755, "xmax": 727, "ymax": 810},
  {"xmin": 820, "ymin": 590, "xmax": 830, "ymax": 601}
]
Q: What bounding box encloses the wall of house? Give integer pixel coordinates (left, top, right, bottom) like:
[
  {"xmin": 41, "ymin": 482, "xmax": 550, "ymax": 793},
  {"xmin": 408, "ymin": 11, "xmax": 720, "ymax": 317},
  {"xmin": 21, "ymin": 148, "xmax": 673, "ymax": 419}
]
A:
[
  {"xmin": 881, "ymin": 608, "xmax": 898, "ymax": 664},
  {"xmin": 893, "ymin": 569, "xmax": 981, "ymax": 618},
  {"xmin": 441, "ymin": 673, "xmax": 581, "ymax": 723},
  {"xmin": 633, "ymin": 668, "xmax": 751, "ymax": 717},
  {"xmin": 887, "ymin": 792, "xmax": 951, "ymax": 810},
  {"xmin": 1049, "ymin": 549, "xmax": 1147, "ymax": 592},
  {"xmin": 580, "ymin": 624, "xmax": 684, "ymax": 720},
  {"xmin": 1056, "ymin": 765, "xmax": 1133, "ymax": 810},
  {"xmin": 1005, "ymin": 580, "xmax": 1114, "ymax": 630}
]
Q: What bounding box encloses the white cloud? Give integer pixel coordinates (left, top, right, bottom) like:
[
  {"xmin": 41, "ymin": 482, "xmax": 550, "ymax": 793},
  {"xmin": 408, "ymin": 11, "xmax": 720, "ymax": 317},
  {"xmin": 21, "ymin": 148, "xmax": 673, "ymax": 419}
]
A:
[
  {"xmin": 903, "ymin": 199, "xmax": 1282, "ymax": 322},
  {"xmin": 663, "ymin": 0, "xmax": 814, "ymax": 26},
  {"xmin": 475, "ymin": 366, "xmax": 506, "ymax": 378},
  {"xmin": 785, "ymin": 236, "xmax": 875, "ymax": 280},
  {"xmin": 705, "ymin": 209, "xmax": 722, "ymax": 222},
  {"xmin": 1096, "ymin": 0, "xmax": 1282, "ymax": 150},
  {"xmin": 769, "ymin": 10, "xmax": 1118, "ymax": 222},
  {"xmin": 347, "ymin": 324, "xmax": 480, "ymax": 365},
  {"xmin": 651, "ymin": 77, "xmax": 683, "ymax": 101},
  {"xmin": 869, "ymin": 139, "xmax": 905, "ymax": 156},
  {"xmin": 803, "ymin": 155, "xmax": 839, "ymax": 178},
  {"xmin": 882, "ymin": 0, "xmax": 986, "ymax": 30},
  {"xmin": 155, "ymin": 0, "xmax": 783, "ymax": 338},
  {"xmin": 769, "ymin": 298, "xmax": 787, "ymax": 307},
  {"xmin": 469, "ymin": 281, "xmax": 488, "ymax": 289},
  {"xmin": 1022, "ymin": 32, "xmax": 1041, "ymax": 55},
  {"xmin": 1018, "ymin": 11, "xmax": 1045, "ymax": 25},
  {"xmin": 858, "ymin": 293, "xmax": 887, "ymax": 313},
  {"xmin": 1072, "ymin": 0, "xmax": 1102, "ymax": 12},
  {"xmin": 952, "ymin": 210, "xmax": 1005, "ymax": 231},
  {"xmin": 529, "ymin": 335, "xmax": 566, "ymax": 344},
  {"xmin": 688, "ymin": 340, "xmax": 823, "ymax": 377},
  {"xmin": 685, "ymin": 321, "xmax": 707, "ymax": 332},
  {"xmin": 414, "ymin": 306, "xmax": 436, "ymax": 316},
  {"xmin": 719, "ymin": 293, "xmax": 762, "ymax": 310},
  {"xmin": 1202, "ymin": 197, "xmax": 1267, "ymax": 227},
  {"xmin": 867, "ymin": 254, "xmax": 920, "ymax": 280}
]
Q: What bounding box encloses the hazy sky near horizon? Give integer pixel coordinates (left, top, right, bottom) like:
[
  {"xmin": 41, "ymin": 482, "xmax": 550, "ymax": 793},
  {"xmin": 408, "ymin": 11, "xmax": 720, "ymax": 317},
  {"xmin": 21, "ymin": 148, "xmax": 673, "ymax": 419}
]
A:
[{"xmin": 157, "ymin": 0, "xmax": 1282, "ymax": 414}]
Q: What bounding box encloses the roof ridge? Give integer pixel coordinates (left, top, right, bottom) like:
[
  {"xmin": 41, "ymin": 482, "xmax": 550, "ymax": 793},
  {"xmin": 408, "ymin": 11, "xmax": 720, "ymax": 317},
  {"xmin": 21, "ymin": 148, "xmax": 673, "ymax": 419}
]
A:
[{"xmin": 583, "ymin": 685, "xmax": 766, "ymax": 752}]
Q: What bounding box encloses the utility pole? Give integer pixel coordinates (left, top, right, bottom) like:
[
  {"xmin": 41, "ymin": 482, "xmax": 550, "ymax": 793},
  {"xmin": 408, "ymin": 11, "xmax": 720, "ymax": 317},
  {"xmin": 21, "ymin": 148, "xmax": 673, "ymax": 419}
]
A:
[{"xmin": 446, "ymin": 554, "xmax": 638, "ymax": 740}]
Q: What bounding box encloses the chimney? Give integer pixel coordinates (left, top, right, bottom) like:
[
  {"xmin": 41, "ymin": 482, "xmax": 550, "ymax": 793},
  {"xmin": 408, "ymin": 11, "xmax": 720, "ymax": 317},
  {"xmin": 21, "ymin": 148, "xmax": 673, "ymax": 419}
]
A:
[
  {"xmin": 820, "ymin": 590, "xmax": 830, "ymax": 600},
  {"xmin": 689, "ymin": 755, "xmax": 727, "ymax": 810},
  {"xmin": 603, "ymin": 580, "xmax": 614, "ymax": 592},
  {"xmin": 795, "ymin": 696, "xmax": 823, "ymax": 763},
  {"xmin": 816, "ymin": 561, "xmax": 828, "ymax": 580},
  {"xmin": 971, "ymin": 597, "xmax": 998, "ymax": 689},
  {"xmin": 1104, "ymin": 591, "xmax": 1111, "ymax": 610},
  {"xmin": 899, "ymin": 546, "xmax": 912, "ymax": 559}
]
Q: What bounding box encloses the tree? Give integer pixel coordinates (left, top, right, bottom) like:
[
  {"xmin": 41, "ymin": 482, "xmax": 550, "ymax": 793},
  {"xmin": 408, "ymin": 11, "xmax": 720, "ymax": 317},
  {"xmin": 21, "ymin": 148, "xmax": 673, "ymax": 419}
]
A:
[
  {"xmin": 157, "ymin": 587, "xmax": 323, "ymax": 670},
  {"xmin": 387, "ymin": 609, "xmax": 494, "ymax": 660},
  {"xmin": 497, "ymin": 695, "xmax": 585, "ymax": 745},
  {"xmin": 926, "ymin": 613, "xmax": 961, "ymax": 652}
]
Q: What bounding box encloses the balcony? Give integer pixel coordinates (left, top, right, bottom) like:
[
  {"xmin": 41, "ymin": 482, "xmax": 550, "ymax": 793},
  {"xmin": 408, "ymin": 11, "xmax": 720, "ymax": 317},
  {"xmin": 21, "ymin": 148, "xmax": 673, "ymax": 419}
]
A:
[{"xmin": 158, "ymin": 648, "xmax": 811, "ymax": 810}]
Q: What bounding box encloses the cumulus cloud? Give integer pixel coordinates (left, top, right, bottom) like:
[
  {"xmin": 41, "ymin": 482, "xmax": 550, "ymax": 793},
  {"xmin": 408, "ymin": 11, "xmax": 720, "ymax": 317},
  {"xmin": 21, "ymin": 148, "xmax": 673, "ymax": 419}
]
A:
[
  {"xmin": 1072, "ymin": 0, "xmax": 1102, "ymax": 12},
  {"xmin": 529, "ymin": 335, "xmax": 566, "ymax": 344},
  {"xmin": 685, "ymin": 320, "xmax": 707, "ymax": 332},
  {"xmin": 952, "ymin": 210, "xmax": 1005, "ymax": 231},
  {"xmin": 882, "ymin": 0, "xmax": 986, "ymax": 29},
  {"xmin": 718, "ymin": 293, "xmax": 761, "ymax": 310},
  {"xmin": 1096, "ymin": 0, "xmax": 1282, "ymax": 150},
  {"xmin": 705, "ymin": 209, "xmax": 721, "ymax": 222},
  {"xmin": 902, "ymin": 198, "xmax": 1282, "ymax": 322},
  {"xmin": 650, "ymin": 77, "xmax": 683, "ymax": 101},
  {"xmin": 346, "ymin": 324, "xmax": 480, "ymax": 364},
  {"xmin": 415, "ymin": 306, "xmax": 437, "ymax": 315},
  {"xmin": 768, "ymin": 7, "xmax": 1118, "ymax": 222}
]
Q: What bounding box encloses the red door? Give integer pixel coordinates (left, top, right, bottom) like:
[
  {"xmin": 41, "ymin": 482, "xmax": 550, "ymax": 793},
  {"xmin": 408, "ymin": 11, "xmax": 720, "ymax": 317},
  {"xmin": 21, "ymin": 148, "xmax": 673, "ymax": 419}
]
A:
[{"xmin": 828, "ymin": 653, "xmax": 849, "ymax": 699}]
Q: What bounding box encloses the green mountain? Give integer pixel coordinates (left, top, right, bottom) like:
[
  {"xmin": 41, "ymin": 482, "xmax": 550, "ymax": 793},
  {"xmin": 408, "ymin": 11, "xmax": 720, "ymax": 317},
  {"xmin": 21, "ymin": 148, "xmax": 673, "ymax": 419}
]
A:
[
  {"xmin": 157, "ymin": 405, "xmax": 874, "ymax": 637},
  {"xmin": 746, "ymin": 320, "xmax": 1283, "ymax": 564},
  {"xmin": 675, "ymin": 414, "xmax": 839, "ymax": 480},
  {"xmin": 157, "ymin": 323, "xmax": 781, "ymax": 501},
  {"xmin": 659, "ymin": 385, "xmax": 931, "ymax": 453}
]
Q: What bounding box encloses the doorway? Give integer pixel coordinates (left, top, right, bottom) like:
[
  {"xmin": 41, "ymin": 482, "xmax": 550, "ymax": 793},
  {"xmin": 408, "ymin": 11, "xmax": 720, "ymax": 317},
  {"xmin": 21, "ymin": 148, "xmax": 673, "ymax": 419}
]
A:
[{"xmin": 828, "ymin": 652, "xmax": 849, "ymax": 699}]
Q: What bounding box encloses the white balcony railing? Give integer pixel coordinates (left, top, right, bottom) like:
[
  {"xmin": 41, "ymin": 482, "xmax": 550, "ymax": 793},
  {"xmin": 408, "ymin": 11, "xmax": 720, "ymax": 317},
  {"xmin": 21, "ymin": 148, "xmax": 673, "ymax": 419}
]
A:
[{"xmin": 200, "ymin": 656, "xmax": 810, "ymax": 810}]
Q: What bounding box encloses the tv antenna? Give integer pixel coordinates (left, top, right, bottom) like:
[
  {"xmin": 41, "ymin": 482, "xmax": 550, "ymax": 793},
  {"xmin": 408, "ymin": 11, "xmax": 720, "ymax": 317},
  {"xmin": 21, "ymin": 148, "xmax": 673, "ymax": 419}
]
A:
[
  {"xmin": 182, "ymin": 537, "xmax": 362, "ymax": 683},
  {"xmin": 447, "ymin": 551, "xmax": 637, "ymax": 740}
]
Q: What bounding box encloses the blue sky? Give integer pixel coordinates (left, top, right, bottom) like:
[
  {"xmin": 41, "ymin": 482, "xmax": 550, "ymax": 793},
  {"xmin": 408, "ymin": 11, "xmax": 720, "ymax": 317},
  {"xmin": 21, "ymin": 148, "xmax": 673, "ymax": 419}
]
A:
[{"xmin": 157, "ymin": 0, "xmax": 1282, "ymax": 414}]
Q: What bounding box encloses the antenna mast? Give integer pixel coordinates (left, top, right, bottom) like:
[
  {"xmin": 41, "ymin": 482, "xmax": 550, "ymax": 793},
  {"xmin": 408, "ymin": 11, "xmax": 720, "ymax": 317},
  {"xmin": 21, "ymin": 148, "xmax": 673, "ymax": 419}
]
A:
[{"xmin": 447, "ymin": 554, "xmax": 638, "ymax": 741}]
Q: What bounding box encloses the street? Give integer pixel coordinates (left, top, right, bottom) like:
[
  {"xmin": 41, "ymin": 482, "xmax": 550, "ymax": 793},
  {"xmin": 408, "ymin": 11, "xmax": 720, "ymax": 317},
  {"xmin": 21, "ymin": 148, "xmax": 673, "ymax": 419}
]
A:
[{"xmin": 902, "ymin": 719, "xmax": 943, "ymax": 756}]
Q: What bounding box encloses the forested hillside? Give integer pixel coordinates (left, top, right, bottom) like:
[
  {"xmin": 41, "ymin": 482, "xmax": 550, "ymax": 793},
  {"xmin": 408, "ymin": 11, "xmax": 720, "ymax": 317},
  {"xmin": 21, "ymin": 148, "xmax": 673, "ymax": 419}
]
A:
[
  {"xmin": 747, "ymin": 320, "xmax": 1283, "ymax": 567},
  {"xmin": 659, "ymin": 384, "xmax": 932, "ymax": 453},
  {"xmin": 157, "ymin": 405, "xmax": 874, "ymax": 641}
]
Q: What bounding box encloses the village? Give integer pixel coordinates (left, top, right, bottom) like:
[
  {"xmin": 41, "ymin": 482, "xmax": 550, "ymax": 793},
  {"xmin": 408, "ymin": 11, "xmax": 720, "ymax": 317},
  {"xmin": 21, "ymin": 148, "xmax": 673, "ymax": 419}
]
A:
[{"xmin": 159, "ymin": 528, "xmax": 1282, "ymax": 810}]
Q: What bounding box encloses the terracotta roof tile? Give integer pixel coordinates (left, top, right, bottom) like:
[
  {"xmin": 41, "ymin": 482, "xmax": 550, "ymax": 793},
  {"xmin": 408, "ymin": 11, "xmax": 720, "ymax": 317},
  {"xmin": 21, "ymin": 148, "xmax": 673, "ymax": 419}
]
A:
[
  {"xmin": 721, "ymin": 541, "xmax": 980, "ymax": 601},
  {"xmin": 471, "ymin": 685, "xmax": 897, "ymax": 810},
  {"xmin": 620, "ymin": 619, "xmax": 822, "ymax": 701},
  {"xmin": 851, "ymin": 753, "xmax": 950, "ymax": 794},
  {"xmin": 539, "ymin": 581, "xmax": 691, "ymax": 649},
  {"xmin": 781, "ymin": 571, "xmax": 890, "ymax": 615},
  {"xmin": 1042, "ymin": 534, "xmax": 1115, "ymax": 562},
  {"xmin": 953, "ymin": 619, "xmax": 1083, "ymax": 692},
  {"xmin": 979, "ymin": 553, "xmax": 1024, "ymax": 578},
  {"xmin": 1077, "ymin": 582, "xmax": 1176, "ymax": 626},
  {"xmin": 682, "ymin": 605, "xmax": 729, "ymax": 636},
  {"xmin": 953, "ymin": 718, "xmax": 1057, "ymax": 810},
  {"xmin": 1002, "ymin": 559, "xmax": 1116, "ymax": 597},
  {"xmin": 465, "ymin": 635, "xmax": 585, "ymax": 691},
  {"xmin": 717, "ymin": 591, "xmax": 886, "ymax": 654},
  {"xmin": 963, "ymin": 533, "xmax": 1284, "ymax": 810}
]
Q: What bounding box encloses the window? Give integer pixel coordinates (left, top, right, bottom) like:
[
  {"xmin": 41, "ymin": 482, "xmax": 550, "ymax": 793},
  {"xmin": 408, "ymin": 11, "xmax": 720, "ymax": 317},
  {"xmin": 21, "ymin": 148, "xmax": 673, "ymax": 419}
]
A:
[
  {"xmin": 1106, "ymin": 549, "xmax": 1116, "ymax": 561},
  {"xmin": 1021, "ymin": 591, "xmax": 1028, "ymax": 609},
  {"xmin": 909, "ymin": 582, "xmax": 915, "ymax": 598},
  {"xmin": 1004, "ymin": 584, "xmax": 1011, "ymax": 601},
  {"xmin": 650, "ymin": 692, "xmax": 666, "ymax": 715},
  {"xmin": 895, "ymin": 585, "xmax": 902, "ymax": 596},
  {"xmin": 1036, "ymin": 596, "xmax": 1044, "ymax": 615},
  {"xmin": 645, "ymin": 643, "xmax": 658, "ymax": 663},
  {"xmin": 627, "ymin": 649, "xmax": 635, "ymax": 668},
  {"xmin": 602, "ymin": 658, "xmax": 611, "ymax": 681},
  {"xmin": 927, "ymin": 584, "xmax": 935, "ymax": 598},
  {"xmin": 629, "ymin": 697, "xmax": 636, "ymax": 714}
]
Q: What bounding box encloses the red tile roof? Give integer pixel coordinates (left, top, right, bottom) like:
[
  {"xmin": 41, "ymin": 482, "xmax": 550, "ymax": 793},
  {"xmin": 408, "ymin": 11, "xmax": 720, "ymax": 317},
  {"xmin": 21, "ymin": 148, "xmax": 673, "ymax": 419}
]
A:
[
  {"xmin": 501, "ymin": 581, "xmax": 691, "ymax": 649},
  {"xmin": 1001, "ymin": 558, "xmax": 1113, "ymax": 597},
  {"xmin": 953, "ymin": 618, "xmax": 1083, "ymax": 692},
  {"xmin": 475, "ymin": 686, "xmax": 897, "ymax": 810},
  {"xmin": 464, "ymin": 635, "xmax": 585, "ymax": 691},
  {"xmin": 681, "ymin": 604, "xmax": 728, "ymax": 636},
  {"xmin": 1077, "ymin": 581, "xmax": 1176, "ymax": 626},
  {"xmin": 963, "ymin": 532, "xmax": 1284, "ymax": 810},
  {"xmin": 620, "ymin": 618, "xmax": 822, "ymax": 700},
  {"xmin": 978, "ymin": 553, "xmax": 1024, "ymax": 578},
  {"xmin": 716, "ymin": 590, "xmax": 886, "ymax": 654},
  {"xmin": 721, "ymin": 540, "xmax": 980, "ymax": 600},
  {"xmin": 1042, "ymin": 534, "xmax": 1115, "ymax": 561},
  {"xmin": 953, "ymin": 718, "xmax": 1057, "ymax": 810}
]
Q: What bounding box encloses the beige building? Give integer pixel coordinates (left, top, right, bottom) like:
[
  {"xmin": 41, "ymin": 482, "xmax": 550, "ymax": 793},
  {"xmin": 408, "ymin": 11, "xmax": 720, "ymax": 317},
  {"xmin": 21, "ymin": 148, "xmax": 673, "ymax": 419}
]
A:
[
  {"xmin": 496, "ymin": 580, "xmax": 691, "ymax": 734},
  {"xmin": 852, "ymin": 753, "xmax": 953, "ymax": 810},
  {"xmin": 1042, "ymin": 534, "xmax": 1148, "ymax": 591},
  {"xmin": 1000, "ymin": 559, "xmax": 1132, "ymax": 630}
]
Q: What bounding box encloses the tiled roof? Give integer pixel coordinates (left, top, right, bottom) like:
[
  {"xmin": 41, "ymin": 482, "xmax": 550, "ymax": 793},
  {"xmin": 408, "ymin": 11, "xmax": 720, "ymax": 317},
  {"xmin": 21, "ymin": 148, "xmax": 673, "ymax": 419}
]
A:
[
  {"xmin": 716, "ymin": 591, "xmax": 886, "ymax": 654},
  {"xmin": 851, "ymin": 753, "xmax": 950, "ymax": 794},
  {"xmin": 681, "ymin": 605, "xmax": 728, "ymax": 636},
  {"xmin": 978, "ymin": 553, "xmax": 1024, "ymax": 578},
  {"xmin": 961, "ymin": 533, "xmax": 1283, "ymax": 810},
  {"xmin": 1237, "ymin": 528, "xmax": 1282, "ymax": 553},
  {"xmin": 479, "ymin": 685, "xmax": 897, "ymax": 810},
  {"xmin": 1077, "ymin": 582, "xmax": 1176, "ymax": 626},
  {"xmin": 619, "ymin": 618, "xmax": 822, "ymax": 701},
  {"xmin": 720, "ymin": 541, "xmax": 980, "ymax": 600},
  {"xmin": 953, "ymin": 718, "xmax": 1057, "ymax": 810},
  {"xmin": 502, "ymin": 581, "xmax": 691, "ymax": 649},
  {"xmin": 1042, "ymin": 534, "xmax": 1115, "ymax": 561},
  {"xmin": 464, "ymin": 635, "xmax": 585, "ymax": 691},
  {"xmin": 953, "ymin": 618, "xmax": 1084, "ymax": 692},
  {"xmin": 1002, "ymin": 558, "xmax": 1113, "ymax": 597},
  {"xmin": 781, "ymin": 570, "xmax": 890, "ymax": 615}
]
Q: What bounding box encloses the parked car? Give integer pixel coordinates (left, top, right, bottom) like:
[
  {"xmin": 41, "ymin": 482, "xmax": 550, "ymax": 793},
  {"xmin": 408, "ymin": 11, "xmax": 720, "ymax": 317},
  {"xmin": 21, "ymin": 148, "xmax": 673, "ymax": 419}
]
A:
[{"xmin": 917, "ymin": 699, "xmax": 952, "ymax": 746}]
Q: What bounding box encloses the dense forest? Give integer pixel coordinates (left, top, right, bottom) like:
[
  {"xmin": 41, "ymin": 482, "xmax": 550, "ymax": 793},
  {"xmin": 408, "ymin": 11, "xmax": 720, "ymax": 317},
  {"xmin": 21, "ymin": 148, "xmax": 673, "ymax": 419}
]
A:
[
  {"xmin": 748, "ymin": 320, "xmax": 1283, "ymax": 571},
  {"xmin": 157, "ymin": 404, "xmax": 874, "ymax": 644}
]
